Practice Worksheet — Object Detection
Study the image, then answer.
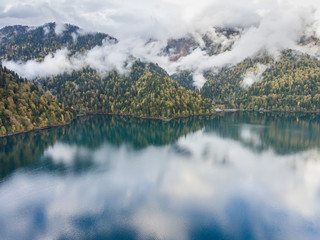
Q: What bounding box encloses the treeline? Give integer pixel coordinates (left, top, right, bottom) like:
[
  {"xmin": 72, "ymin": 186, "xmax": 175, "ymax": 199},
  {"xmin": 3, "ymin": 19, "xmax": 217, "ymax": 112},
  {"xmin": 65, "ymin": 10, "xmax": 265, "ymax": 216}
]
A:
[
  {"xmin": 0, "ymin": 22, "xmax": 115, "ymax": 61},
  {"xmin": 0, "ymin": 64, "xmax": 75, "ymax": 136},
  {"xmin": 39, "ymin": 61, "xmax": 214, "ymax": 119}
]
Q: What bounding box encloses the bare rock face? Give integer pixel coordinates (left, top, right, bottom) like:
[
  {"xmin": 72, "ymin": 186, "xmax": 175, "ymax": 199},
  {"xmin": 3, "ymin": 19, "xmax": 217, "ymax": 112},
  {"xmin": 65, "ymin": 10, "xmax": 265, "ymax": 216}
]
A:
[{"xmin": 162, "ymin": 27, "xmax": 242, "ymax": 61}]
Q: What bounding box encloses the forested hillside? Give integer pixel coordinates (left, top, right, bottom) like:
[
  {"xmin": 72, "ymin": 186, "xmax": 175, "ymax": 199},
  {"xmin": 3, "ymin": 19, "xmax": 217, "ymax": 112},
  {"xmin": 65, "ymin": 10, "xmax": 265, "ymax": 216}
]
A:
[
  {"xmin": 39, "ymin": 61, "xmax": 214, "ymax": 119},
  {"xmin": 171, "ymin": 71, "xmax": 197, "ymax": 91},
  {"xmin": 201, "ymin": 51, "xmax": 320, "ymax": 111},
  {"xmin": 0, "ymin": 22, "xmax": 115, "ymax": 61},
  {"xmin": 200, "ymin": 55, "xmax": 273, "ymax": 107},
  {"xmin": 0, "ymin": 64, "xmax": 75, "ymax": 136},
  {"xmin": 236, "ymin": 51, "xmax": 320, "ymax": 111},
  {"xmin": 0, "ymin": 22, "xmax": 319, "ymax": 138}
]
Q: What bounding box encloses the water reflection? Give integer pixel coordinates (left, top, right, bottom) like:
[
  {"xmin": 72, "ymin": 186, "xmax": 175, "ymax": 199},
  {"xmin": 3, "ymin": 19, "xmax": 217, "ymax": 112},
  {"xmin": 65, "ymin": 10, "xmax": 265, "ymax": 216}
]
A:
[{"xmin": 0, "ymin": 113, "xmax": 320, "ymax": 240}]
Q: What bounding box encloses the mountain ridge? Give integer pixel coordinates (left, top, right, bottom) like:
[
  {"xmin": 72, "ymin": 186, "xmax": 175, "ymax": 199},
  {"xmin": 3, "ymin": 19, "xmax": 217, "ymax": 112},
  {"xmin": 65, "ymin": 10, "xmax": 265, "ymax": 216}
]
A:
[
  {"xmin": 0, "ymin": 22, "xmax": 319, "ymax": 136},
  {"xmin": 0, "ymin": 22, "xmax": 116, "ymax": 62}
]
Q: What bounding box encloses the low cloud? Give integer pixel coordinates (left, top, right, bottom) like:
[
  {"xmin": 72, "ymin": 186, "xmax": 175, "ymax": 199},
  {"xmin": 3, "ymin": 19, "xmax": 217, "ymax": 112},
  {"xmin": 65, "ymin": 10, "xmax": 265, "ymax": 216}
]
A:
[
  {"xmin": 1, "ymin": 0, "xmax": 320, "ymax": 87},
  {"xmin": 2, "ymin": 49, "xmax": 76, "ymax": 79},
  {"xmin": 241, "ymin": 63, "xmax": 269, "ymax": 88}
]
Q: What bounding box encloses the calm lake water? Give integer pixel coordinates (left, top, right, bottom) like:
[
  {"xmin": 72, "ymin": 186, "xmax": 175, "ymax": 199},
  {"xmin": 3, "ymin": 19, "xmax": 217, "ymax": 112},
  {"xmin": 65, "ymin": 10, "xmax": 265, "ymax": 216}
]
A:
[{"xmin": 0, "ymin": 112, "xmax": 320, "ymax": 240}]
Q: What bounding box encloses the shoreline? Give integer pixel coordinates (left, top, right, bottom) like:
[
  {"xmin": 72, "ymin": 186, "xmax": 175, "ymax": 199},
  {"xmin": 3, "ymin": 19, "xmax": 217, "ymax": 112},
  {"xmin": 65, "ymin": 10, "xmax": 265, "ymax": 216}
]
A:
[
  {"xmin": 0, "ymin": 112, "xmax": 216, "ymax": 138},
  {"xmin": 102, "ymin": 112, "xmax": 216, "ymax": 121},
  {"xmin": 0, "ymin": 121, "xmax": 74, "ymax": 139},
  {"xmin": 1, "ymin": 109, "xmax": 319, "ymax": 138},
  {"xmin": 217, "ymin": 108, "xmax": 320, "ymax": 114}
]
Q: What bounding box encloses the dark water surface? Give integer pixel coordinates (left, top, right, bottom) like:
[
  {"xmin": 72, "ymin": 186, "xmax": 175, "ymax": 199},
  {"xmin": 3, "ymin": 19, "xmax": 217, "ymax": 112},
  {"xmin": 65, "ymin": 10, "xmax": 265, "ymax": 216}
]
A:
[{"xmin": 0, "ymin": 112, "xmax": 320, "ymax": 240}]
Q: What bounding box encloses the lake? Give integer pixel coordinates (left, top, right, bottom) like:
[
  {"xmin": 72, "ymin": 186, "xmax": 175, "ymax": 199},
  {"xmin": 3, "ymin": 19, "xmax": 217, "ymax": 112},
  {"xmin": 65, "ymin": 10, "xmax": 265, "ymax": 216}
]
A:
[{"xmin": 0, "ymin": 112, "xmax": 320, "ymax": 240}]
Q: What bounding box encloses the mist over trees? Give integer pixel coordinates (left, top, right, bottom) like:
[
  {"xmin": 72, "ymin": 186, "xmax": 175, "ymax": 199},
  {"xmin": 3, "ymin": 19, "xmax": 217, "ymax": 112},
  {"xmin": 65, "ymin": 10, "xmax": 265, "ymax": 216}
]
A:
[{"xmin": 0, "ymin": 21, "xmax": 319, "ymax": 137}]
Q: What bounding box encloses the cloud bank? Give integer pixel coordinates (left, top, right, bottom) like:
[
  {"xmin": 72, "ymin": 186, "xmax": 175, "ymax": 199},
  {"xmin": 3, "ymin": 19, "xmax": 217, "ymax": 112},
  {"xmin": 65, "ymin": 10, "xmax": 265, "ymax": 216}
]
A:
[{"xmin": 1, "ymin": 0, "xmax": 320, "ymax": 86}]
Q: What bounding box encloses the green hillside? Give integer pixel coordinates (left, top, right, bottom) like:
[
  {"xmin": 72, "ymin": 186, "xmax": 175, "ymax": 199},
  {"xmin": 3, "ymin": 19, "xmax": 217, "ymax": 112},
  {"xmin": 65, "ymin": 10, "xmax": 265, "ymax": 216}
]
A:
[
  {"xmin": 39, "ymin": 61, "xmax": 214, "ymax": 119},
  {"xmin": 0, "ymin": 64, "xmax": 75, "ymax": 136},
  {"xmin": 236, "ymin": 51, "xmax": 320, "ymax": 111},
  {"xmin": 1, "ymin": 22, "xmax": 319, "ymax": 138},
  {"xmin": 201, "ymin": 51, "xmax": 320, "ymax": 111},
  {"xmin": 201, "ymin": 55, "xmax": 273, "ymax": 107}
]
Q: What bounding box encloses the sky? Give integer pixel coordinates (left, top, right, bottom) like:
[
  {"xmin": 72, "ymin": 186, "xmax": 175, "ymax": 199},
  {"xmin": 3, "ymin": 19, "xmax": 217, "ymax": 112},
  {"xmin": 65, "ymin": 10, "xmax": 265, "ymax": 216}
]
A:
[
  {"xmin": 1, "ymin": 0, "xmax": 320, "ymax": 86},
  {"xmin": 1, "ymin": 0, "xmax": 320, "ymax": 40}
]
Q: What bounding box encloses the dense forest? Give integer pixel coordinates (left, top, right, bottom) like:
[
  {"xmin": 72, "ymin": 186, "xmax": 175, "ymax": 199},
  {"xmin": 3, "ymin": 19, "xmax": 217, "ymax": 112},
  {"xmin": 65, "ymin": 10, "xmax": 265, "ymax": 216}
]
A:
[
  {"xmin": 0, "ymin": 22, "xmax": 216, "ymax": 137},
  {"xmin": 171, "ymin": 70, "xmax": 197, "ymax": 91},
  {"xmin": 0, "ymin": 22, "xmax": 115, "ymax": 61},
  {"xmin": 236, "ymin": 51, "xmax": 320, "ymax": 111},
  {"xmin": 201, "ymin": 55, "xmax": 273, "ymax": 107},
  {"xmin": 38, "ymin": 61, "xmax": 214, "ymax": 119},
  {"xmin": 201, "ymin": 51, "xmax": 320, "ymax": 111},
  {"xmin": 0, "ymin": 64, "xmax": 75, "ymax": 136}
]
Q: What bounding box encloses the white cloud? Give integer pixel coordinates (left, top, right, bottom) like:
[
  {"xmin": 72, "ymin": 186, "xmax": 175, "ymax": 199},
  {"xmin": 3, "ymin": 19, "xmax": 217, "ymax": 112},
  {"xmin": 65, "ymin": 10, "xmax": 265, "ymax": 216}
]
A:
[
  {"xmin": 242, "ymin": 63, "xmax": 269, "ymax": 88},
  {"xmin": 1, "ymin": 0, "xmax": 320, "ymax": 86},
  {"xmin": 2, "ymin": 48, "xmax": 76, "ymax": 79},
  {"xmin": 54, "ymin": 23, "xmax": 66, "ymax": 35}
]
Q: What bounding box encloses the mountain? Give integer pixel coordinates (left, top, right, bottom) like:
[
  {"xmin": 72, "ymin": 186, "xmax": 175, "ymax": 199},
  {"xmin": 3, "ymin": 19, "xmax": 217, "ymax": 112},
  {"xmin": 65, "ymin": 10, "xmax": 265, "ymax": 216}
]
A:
[
  {"xmin": 0, "ymin": 63, "xmax": 74, "ymax": 136},
  {"xmin": 163, "ymin": 27, "xmax": 320, "ymax": 109},
  {"xmin": 200, "ymin": 50, "xmax": 320, "ymax": 111},
  {"xmin": 0, "ymin": 22, "xmax": 217, "ymax": 137},
  {"xmin": 200, "ymin": 55, "xmax": 273, "ymax": 106},
  {"xmin": 236, "ymin": 51, "xmax": 320, "ymax": 111},
  {"xmin": 0, "ymin": 22, "xmax": 116, "ymax": 61},
  {"xmin": 38, "ymin": 61, "xmax": 214, "ymax": 119},
  {"xmin": 165, "ymin": 27, "xmax": 242, "ymax": 92},
  {"xmin": 163, "ymin": 27, "xmax": 242, "ymax": 61},
  {"xmin": 0, "ymin": 21, "xmax": 319, "ymax": 137}
]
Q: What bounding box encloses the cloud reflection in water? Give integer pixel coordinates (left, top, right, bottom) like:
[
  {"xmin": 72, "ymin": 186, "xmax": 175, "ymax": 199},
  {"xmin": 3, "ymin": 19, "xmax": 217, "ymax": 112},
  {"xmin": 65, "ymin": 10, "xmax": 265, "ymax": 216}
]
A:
[{"xmin": 0, "ymin": 115, "xmax": 320, "ymax": 240}]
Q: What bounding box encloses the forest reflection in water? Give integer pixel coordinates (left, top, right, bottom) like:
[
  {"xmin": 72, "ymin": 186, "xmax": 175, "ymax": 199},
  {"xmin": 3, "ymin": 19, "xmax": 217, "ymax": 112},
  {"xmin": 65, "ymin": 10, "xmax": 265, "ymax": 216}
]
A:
[{"xmin": 0, "ymin": 112, "xmax": 320, "ymax": 240}]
